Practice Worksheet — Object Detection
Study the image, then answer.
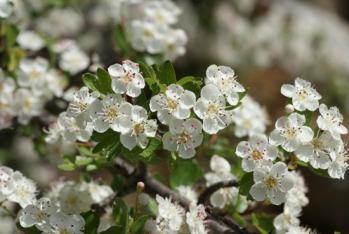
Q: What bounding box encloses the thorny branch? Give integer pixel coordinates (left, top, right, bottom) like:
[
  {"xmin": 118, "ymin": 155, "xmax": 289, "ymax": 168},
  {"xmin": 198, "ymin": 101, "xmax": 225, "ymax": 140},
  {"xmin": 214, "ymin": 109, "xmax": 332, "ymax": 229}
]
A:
[{"xmin": 94, "ymin": 157, "xmax": 251, "ymax": 234}]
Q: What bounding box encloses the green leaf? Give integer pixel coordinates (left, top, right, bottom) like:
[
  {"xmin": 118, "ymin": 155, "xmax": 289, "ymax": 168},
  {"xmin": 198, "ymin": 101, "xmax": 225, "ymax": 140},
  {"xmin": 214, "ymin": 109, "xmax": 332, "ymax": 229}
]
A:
[
  {"xmin": 82, "ymin": 73, "xmax": 99, "ymax": 92},
  {"xmin": 99, "ymin": 226, "xmax": 121, "ymax": 234},
  {"xmin": 176, "ymin": 76, "xmax": 203, "ymax": 96},
  {"xmin": 82, "ymin": 211, "xmax": 100, "ymax": 234},
  {"xmin": 112, "ymin": 198, "xmax": 129, "ymax": 234},
  {"xmin": 169, "ymin": 159, "xmax": 203, "ymax": 188},
  {"xmin": 96, "ymin": 68, "xmax": 113, "ymax": 94},
  {"xmin": 130, "ymin": 215, "xmax": 150, "ymax": 234},
  {"xmin": 75, "ymin": 156, "xmax": 93, "ymax": 166},
  {"xmin": 251, "ymin": 213, "xmax": 274, "ymax": 234},
  {"xmin": 16, "ymin": 225, "xmax": 41, "ymax": 234},
  {"xmin": 58, "ymin": 159, "xmax": 76, "ymax": 171},
  {"xmin": 140, "ymin": 137, "xmax": 161, "ymax": 158},
  {"xmin": 159, "ymin": 61, "xmax": 176, "ymax": 85},
  {"xmin": 239, "ymin": 173, "xmax": 254, "ymax": 200},
  {"xmin": 139, "ymin": 62, "xmax": 165, "ymax": 94},
  {"xmin": 115, "ymin": 24, "xmax": 131, "ymax": 56}
]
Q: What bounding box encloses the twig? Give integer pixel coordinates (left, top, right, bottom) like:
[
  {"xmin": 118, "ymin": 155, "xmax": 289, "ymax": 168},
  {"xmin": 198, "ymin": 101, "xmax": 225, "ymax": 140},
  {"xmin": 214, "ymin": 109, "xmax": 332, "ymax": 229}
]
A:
[{"xmin": 198, "ymin": 180, "xmax": 239, "ymax": 205}]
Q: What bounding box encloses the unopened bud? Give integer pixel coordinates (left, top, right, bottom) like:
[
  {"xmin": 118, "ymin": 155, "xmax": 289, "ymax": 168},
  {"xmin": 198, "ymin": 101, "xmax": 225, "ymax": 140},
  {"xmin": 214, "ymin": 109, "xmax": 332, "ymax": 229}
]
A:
[
  {"xmin": 285, "ymin": 104, "xmax": 294, "ymax": 114},
  {"xmin": 137, "ymin": 181, "xmax": 145, "ymax": 193}
]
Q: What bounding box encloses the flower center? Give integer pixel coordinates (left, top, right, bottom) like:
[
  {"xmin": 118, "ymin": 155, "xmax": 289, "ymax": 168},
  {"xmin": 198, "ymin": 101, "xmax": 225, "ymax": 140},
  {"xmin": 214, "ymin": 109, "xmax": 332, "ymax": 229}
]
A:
[
  {"xmin": 207, "ymin": 103, "xmax": 218, "ymax": 115},
  {"xmin": 106, "ymin": 106, "xmax": 118, "ymax": 120},
  {"xmin": 122, "ymin": 73, "xmax": 134, "ymax": 84},
  {"xmin": 312, "ymin": 138, "xmax": 323, "ymax": 150},
  {"xmin": 167, "ymin": 99, "xmax": 178, "ymax": 110},
  {"xmin": 133, "ymin": 123, "xmax": 145, "ymax": 135},
  {"xmin": 297, "ymin": 89, "xmax": 308, "ymax": 101},
  {"xmin": 30, "ymin": 71, "xmax": 41, "ymax": 80},
  {"xmin": 143, "ymin": 29, "xmax": 153, "ymax": 38},
  {"xmin": 66, "ymin": 195, "xmax": 79, "ymax": 207},
  {"xmin": 23, "ymin": 99, "xmax": 32, "ymax": 109},
  {"xmin": 59, "ymin": 229, "xmax": 69, "ymax": 234},
  {"xmin": 283, "ymin": 126, "xmax": 297, "ymax": 139},
  {"xmin": 265, "ymin": 176, "xmax": 278, "ymax": 189},
  {"xmin": 252, "ymin": 150, "xmax": 263, "ymax": 160},
  {"xmin": 36, "ymin": 210, "xmax": 47, "ymax": 221},
  {"xmin": 177, "ymin": 131, "xmax": 191, "ymax": 144}
]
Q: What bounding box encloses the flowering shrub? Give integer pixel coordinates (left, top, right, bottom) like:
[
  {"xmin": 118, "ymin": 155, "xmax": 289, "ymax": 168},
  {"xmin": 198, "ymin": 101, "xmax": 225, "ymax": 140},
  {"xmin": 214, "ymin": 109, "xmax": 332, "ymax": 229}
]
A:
[{"xmin": 0, "ymin": 0, "xmax": 348, "ymax": 234}]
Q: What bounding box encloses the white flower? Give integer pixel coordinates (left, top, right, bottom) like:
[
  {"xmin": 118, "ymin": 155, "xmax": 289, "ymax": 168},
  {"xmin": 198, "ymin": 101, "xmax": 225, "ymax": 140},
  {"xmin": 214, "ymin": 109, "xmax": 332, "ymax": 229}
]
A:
[
  {"xmin": 17, "ymin": 31, "xmax": 45, "ymax": 51},
  {"xmin": 144, "ymin": 0, "xmax": 181, "ymax": 25},
  {"xmin": 285, "ymin": 171, "xmax": 308, "ymax": 214},
  {"xmin": 58, "ymin": 183, "xmax": 93, "ymax": 214},
  {"xmin": 129, "ymin": 20, "xmax": 164, "ymax": 54},
  {"xmin": 204, "ymin": 155, "xmax": 235, "ymax": 186},
  {"xmin": 194, "ymin": 84, "xmax": 231, "ymax": 134},
  {"xmin": 281, "ymin": 78, "xmax": 321, "ymax": 111},
  {"xmin": 0, "ymin": 69, "xmax": 15, "ymax": 95},
  {"xmin": 59, "ymin": 47, "xmax": 90, "ymax": 75},
  {"xmin": 186, "ymin": 204, "xmax": 207, "ymax": 234},
  {"xmin": 85, "ymin": 182, "xmax": 113, "ymax": 204},
  {"xmin": 150, "ymin": 84, "xmax": 195, "ymax": 125},
  {"xmin": 250, "ymin": 162, "xmax": 294, "ymax": 205},
  {"xmin": 46, "ymin": 69, "xmax": 67, "ymax": 98},
  {"xmin": 163, "ymin": 118, "xmax": 203, "ymax": 158},
  {"xmin": 49, "ymin": 212, "xmax": 85, "ymax": 234},
  {"xmin": 236, "ymin": 134, "xmax": 278, "ymax": 172},
  {"xmin": 57, "ymin": 112, "xmax": 93, "ymax": 142},
  {"xmin": 119, "ymin": 105, "xmax": 157, "ymax": 150},
  {"xmin": 328, "ymin": 143, "xmax": 348, "ymax": 179},
  {"xmin": 270, "ymin": 113, "xmax": 313, "ymax": 152},
  {"xmin": 14, "ymin": 89, "xmax": 43, "ymax": 124},
  {"xmin": 273, "ymin": 210, "xmax": 300, "ymax": 234},
  {"xmin": 317, "ymin": 104, "xmax": 348, "ymax": 140},
  {"xmin": 7, "ymin": 172, "xmax": 37, "ymax": 208},
  {"xmin": 0, "ymin": 0, "xmax": 13, "ymax": 18},
  {"xmin": 17, "ymin": 57, "xmax": 49, "ymax": 93},
  {"xmin": 295, "ymin": 131, "xmax": 339, "ymax": 169},
  {"xmin": 0, "ymin": 166, "xmax": 15, "ymax": 199},
  {"xmin": 90, "ymin": 94, "xmax": 132, "ymax": 133},
  {"xmin": 155, "ymin": 195, "xmax": 185, "ymax": 232},
  {"xmin": 231, "ymin": 95, "xmax": 269, "ymax": 137},
  {"xmin": 19, "ymin": 197, "xmax": 57, "ymax": 230},
  {"xmin": 210, "ymin": 187, "xmax": 247, "ymax": 212},
  {"xmin": 108, "ymin": 60, "xmax": 145, "ymax": 97},
  {"xmin": 162, "ymin": 28, "xmax": 187, "ymax": 61},
  {"xmin": 67, "ymin": 86, "xmax": 99, "ymax": 118},
  {"xmin": 176, "ymin": 186, "xmax": 198, "ymax": 204},
  {"xmin": 205, "ymin": 65, "xmax": 245, "ymax": 106}
]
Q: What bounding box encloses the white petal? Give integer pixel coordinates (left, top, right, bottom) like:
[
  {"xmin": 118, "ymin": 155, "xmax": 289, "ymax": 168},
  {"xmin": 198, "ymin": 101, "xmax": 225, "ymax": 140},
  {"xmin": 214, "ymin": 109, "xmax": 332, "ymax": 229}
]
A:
[
  {"xmin": 250, "ymin": 183, "xmax": 266, "ymax": 201},
  {"xmin": 93, "ymin": 119, "xmax": 109, "ymax": 133},
  {"xmin": 179, "ymin": 90, "xmax": 196, "ymax": 108},
  {"xmin": 269, "ymin": 130, "xmax": 284, "ymax": 146},
  {"xmin": 112, "ymin": 79, "xmax": 126, "ymax": 94},
  {"xmin": 280, "ymin": 84, "xmax": 295, "ymax": 98},
  {"xmin": 227, "ymin": 91, "xmax": 239, "ymax": 106},
  {"xmin": 120, "ymin": 134, "xmax": 137, "ymax": 150},
  {"xmin": 203, "ymin": 118, "xmax": 219, "ymax": 134},
  {"xmin": 201, "ymin": 84, "xmax": 221, "ymax": 101},
  {"xmin": 299, "ymin": 126, "xmax": 314, "ymax": 143},
  {"xmin": 108, "ymin": 63, "xmax": 124, "ymax": 77},
  {"xmin": 166, "ymin": 84, "xmax": 184, "ymax": 100},
  {"xmin": 209, "ymin": 190, "xmax": 226, "ymax": 209},
  {"xmin": 162, "ymin": 132, "xmax": 177, "ymax": 151},
  {"xmin": 235, "ymin": 141, "xmax": 251, "ymax": 158}
]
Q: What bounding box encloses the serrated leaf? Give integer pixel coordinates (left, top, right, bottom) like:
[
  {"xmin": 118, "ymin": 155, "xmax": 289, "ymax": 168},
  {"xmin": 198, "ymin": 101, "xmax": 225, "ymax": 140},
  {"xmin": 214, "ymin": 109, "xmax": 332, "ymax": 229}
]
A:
[
  {"xmin": 169, "ymin": 159, "xmax": 203, "ymax": 188},
  {"xmin": 159, "ymin": 61, "xmax": 176, "ymax": 85},
  {"xmin": 251, "ymin": 213, "xmax": 274, "ymax": 234},
  {"xmin": 130, "ymin": 215, "xmax": 150, "ymax": 234},
  {"xmin": 96, "ymin": 68, "xmax": 113, "ymax": 94},
  {"xmin": 113, "ymin": 198, "xmax": 129, "ymax": 234},
  {"xmin": 176, "ymin": 76, "xmax": 203, "ymax": 96},
  {"xmin": 239, "ymin": 173, "xmax": 254, "ymax": 200},
  {"xmin": 82, "ymin": 211, "xmax": 100, "ymax": 234},
  {"xmin": 82, "ymin": 73, "xmax": 99, "ymax": 92}
]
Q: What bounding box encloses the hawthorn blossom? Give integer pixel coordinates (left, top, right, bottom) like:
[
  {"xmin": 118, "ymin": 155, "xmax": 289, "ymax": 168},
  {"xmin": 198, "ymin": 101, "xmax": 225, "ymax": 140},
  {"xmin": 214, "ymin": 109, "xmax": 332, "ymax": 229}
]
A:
[
  {"xmin": 250, "ymin": 162, "xmax": 294, "ymax": 205},
  {"xmin": 150, "ymin": 84, "xmax": 195, "ymax": 125},
  {"xmin": 194, "ymin": 84, "xmax": 231, "ymax": 134},
  {"xmin": 17, "ymin": 31, "xmax": 45, "ymax": 51},
  {"xmin": 270, "ymin": 113, "xmax": 313, "ymax": 152},
  {"xmin": 119, "ymin": 105, "xmax": 158, "ymax": 150},
  {"xmin": 204, "ymin": 155, "xmax": 235, "ymax": 185},
  {"xmin": 67, "ymin": 87, "xmax": 99, "ymax": 118},
  {"xmin": 0, "ymin": 166, "xmax": 15, "ymax": 200},
  {"xmin": 176, "ymin": 186, "xmax": 198, "ymax": 204},
  {"xmin": 108, "ymin": 60, "xmax": 145, "ymax": 97},
  {"xmin": 231, "ymin": 95, "xmax": 269, "ymax": 137},
  {"xmin": 162, "ymin": 118, "xmax": 203, "ymax": 158},
  {"xmin": 205, "ymin": 65, "xmax": 245, "ymax": 106},
  {"xmin": 210, "ymin": 187, "xmax": 247, "ymax": 212},
  {"xmin": 328, "ymin": 144, "xmax": 348, "ymax": 179},
  {"xmin": 162, "ymin": 28, "xmax": 187, "ymax": 61},
  {"xmin": 19, "ymin": 198, "xmax": 57, "ymax": 230},
  {"xmin": 17, "ymin": 57, "xmax": 49, "ymax": 93},
  {"xmin": 59, "ymin": 47, "xmax": 90, "ymax": 75},
  {"xmin": 58, "ymin": 183, "xmax": 93, "ymax": 214},
  {"xmin": 274, "ymin": 208, "xmax": 300, "ymax": 234},
  {"xmin": 236, "ymin": 134, "xmax": 278, "ymax": 172},
  {"xmin": 186, "ymin": 204, "xmax": 207, "ymax": 234},
  {"xmin": 57, "ymin": 112, "xmax": 93, "ymax": 142},
  {"xmin": 14, "ymin": 89, "xmax": 43, "ymax": 124},
  {"xmin": 90, "ymin": 94, "xmax": 132, "ymax": 133},
  {"xmin": 7, "ymin": 172, "xmax": 37, "ymax": 208},
  {"xmin": 285, "ymin": 171, "xmax": 309, "ymax": 214},
  {"xmin": 130, "ymin": 20, "xmax": 165, "ymax": 54},
  {"xmin": 0, "ymin": 0, "xmax": 13, "ymax": 18},
  {"xmin": 83, "ymin": 182, "xmax": 113, "ymax": 204},
  {"xmin": 144, "ymin": 0, "xmax": 181, "ymax": 25},
  {"xmin": 155, "ymin": 195, "xmax": 185, "ymax": 232},
  {"xmin": 49, "ymin": 212, "xmax": 85, "ymax": 234},
  {"xmin": 0, "ymin": 70, "xmax": 15, "ymax": 94},
  {"xmin": 295, "ymin": 131, "xmax": 339, "ymax": 169},
  {"xmin": 317, "ymin": 103, "xmax": 348, "ymax": 140},
  {"xmin": 281, "ymin": 78, "xmax": 321, "ymax": 111}
]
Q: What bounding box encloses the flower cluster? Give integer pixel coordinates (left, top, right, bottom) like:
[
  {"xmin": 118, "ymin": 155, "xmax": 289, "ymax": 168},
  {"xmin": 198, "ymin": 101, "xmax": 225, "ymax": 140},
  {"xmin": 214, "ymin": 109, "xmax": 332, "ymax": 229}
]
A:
[
  {"xmin": 145, "ymin": 195, "xmax": 207, "ymax": 234},
  {"xmin": 17, "ymin": 180, "xmax": 113, "ymax": 234},
  {"xmin": 128, "ymin": 0, "xmax": 187, "ymax": 61}
]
